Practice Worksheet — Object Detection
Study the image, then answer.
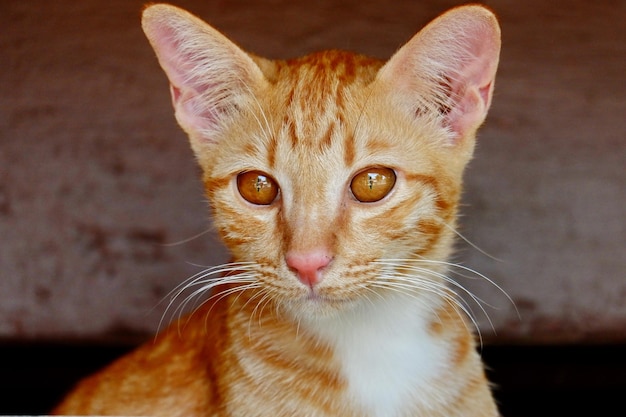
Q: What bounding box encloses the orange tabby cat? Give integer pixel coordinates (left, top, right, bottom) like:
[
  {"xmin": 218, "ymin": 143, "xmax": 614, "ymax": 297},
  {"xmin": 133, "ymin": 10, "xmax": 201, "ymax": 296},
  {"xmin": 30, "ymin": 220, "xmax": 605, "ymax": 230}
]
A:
[{"xmin": 53, "ymin": 3, "xmax": 501, "ymax": 416}]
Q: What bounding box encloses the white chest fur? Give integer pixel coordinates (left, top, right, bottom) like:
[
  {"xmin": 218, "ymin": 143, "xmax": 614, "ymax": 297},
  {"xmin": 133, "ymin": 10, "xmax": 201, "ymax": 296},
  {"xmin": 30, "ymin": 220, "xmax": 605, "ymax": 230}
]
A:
[{"xmin": 306, "ymin": 294, "xmax": 449, "ymax": 417}]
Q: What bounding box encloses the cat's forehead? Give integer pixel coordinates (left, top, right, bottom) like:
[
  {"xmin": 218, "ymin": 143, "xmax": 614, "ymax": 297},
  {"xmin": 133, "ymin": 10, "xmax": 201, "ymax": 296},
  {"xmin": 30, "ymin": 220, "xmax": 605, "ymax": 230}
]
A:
[
  {"xmin": 275, "ymin": 50, "xmax": 382, "ymax": 86},
  {"xmin": 267, "ymin": 51, "xmax": 384, "ymax": 162},
  {"xmin": 273, "ymin": 50, "xmax": 383, "ymax": 132},
  {"xmin": 213, "ymin": 49, "xmax": 443, "ymax": 187}
]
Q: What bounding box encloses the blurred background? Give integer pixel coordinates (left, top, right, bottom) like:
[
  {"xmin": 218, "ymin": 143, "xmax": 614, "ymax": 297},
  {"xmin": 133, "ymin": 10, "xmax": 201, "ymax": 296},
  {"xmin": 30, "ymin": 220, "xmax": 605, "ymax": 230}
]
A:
[{"xmin": 1, "ymin": 0, "xmax": 624, "ymax": 415}]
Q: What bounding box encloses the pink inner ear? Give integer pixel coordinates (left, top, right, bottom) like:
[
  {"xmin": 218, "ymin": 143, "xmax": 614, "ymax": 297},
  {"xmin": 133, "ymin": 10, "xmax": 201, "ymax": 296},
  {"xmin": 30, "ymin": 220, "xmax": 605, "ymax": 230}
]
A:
[
  {"xmin": 379, "ymin": 8, "xmax": 500, "ymax": 143},
  {"xmin": 147, "ymin": 23, "xmax": 191, "ymax": 91},
  {"xmin": 170, "ymin": 84, "xmax": 182, "ymax": 103},
  {"xmin": 442, "ymin": 23, "xmax": 499, "ymax": 140},
  {"xmin": 147, "ymin": 18, "xmax": 235, "ymax": 137},
  {"xmin": 445, "ymin": 81, "xmax": 493, "ymax": 141},
  {"xmin": 171, "ymin": 83, "xmax": 225, "ymax": 140},
  {"xmin": 479, "ymin": 82, "xmax": 493, "ymax": 107}
]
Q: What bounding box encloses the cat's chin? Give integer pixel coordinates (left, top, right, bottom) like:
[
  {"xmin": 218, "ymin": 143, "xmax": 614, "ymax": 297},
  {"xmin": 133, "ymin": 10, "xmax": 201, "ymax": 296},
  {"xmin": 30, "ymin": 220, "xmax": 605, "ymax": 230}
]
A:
[{"xmin": 282, "ymin": 292, "xmax": 360, "ymax": 320}]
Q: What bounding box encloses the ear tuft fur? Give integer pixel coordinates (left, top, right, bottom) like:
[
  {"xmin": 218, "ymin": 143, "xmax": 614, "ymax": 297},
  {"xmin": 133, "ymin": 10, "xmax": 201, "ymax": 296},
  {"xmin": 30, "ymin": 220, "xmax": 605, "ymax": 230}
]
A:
[
  {"xmin": 378, "ymin": 5, "xmax": 501, "ymax": 143},
  {"xmin": 141, "ymin": 4, "xmax": 265, "ymax": 144}
]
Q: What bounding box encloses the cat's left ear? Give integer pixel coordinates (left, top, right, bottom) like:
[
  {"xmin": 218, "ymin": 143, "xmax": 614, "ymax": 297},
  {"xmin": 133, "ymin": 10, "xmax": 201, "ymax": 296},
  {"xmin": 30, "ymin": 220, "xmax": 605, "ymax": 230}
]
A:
[{"xmin": 378, "ymin": 5, "xmax": 501, "ymax": 145}]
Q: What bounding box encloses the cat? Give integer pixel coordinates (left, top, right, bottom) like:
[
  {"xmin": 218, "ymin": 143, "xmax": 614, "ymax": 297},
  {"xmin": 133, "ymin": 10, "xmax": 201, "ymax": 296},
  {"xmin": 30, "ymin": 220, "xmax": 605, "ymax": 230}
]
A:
[{"xmin": 53, "ymin": 2, "xmax": 502, "ymax": 416}]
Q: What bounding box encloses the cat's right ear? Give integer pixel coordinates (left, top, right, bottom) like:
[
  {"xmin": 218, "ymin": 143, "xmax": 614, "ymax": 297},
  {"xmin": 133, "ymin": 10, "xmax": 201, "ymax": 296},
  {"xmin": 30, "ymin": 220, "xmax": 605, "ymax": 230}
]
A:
[{"xmin": 141, "ymin": 4, "xmax": 266, "ymax": 147}]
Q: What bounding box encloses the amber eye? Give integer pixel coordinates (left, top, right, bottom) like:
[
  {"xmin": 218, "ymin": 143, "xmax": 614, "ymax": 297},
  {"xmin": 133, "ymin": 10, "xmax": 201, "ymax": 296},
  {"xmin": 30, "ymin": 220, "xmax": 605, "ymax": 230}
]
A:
[
  {"xmin": 350, "ymin": 167, "xmax": 396, "ymax": 203},
  {"xmin": 237, "ymin": 171, "xmax": 279, "ymax": 205}
]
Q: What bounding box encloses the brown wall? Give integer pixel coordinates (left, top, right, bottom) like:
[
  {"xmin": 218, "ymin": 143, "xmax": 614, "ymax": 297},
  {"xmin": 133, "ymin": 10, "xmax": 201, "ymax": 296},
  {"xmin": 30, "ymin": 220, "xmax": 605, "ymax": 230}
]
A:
[{"xmin": 1, "ymin": 0, "xmax": 624, "ymax": 344}]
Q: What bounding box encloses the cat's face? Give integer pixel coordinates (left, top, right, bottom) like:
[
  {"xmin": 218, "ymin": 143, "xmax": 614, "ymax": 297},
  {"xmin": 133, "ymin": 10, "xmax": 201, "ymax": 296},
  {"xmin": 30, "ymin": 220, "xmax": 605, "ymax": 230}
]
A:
[
  {"xmin": 201, "ymin": 52, "xmax": 463, "ymax": 318},
  {"xmin": 142, "ymin": 4, "xmax": 500, "ymax": 319}
]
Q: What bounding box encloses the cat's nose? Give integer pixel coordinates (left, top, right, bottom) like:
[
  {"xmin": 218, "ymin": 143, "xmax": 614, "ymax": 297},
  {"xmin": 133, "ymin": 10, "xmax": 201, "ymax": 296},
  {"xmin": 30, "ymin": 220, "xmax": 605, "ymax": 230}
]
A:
[{"xmin": 286, "ymin": 250, "xmax": 332, "ymax": 288}]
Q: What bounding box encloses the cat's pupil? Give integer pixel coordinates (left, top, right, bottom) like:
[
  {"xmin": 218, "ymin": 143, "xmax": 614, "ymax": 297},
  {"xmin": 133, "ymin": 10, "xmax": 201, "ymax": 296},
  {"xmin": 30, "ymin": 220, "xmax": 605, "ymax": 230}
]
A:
[
  {"xmin": 236, "ymin": 171, "xmax": 279, "ymax": 205},
  {"xmin": 350, "ymin": 167, "xmax": 396, "ymax": 203}
]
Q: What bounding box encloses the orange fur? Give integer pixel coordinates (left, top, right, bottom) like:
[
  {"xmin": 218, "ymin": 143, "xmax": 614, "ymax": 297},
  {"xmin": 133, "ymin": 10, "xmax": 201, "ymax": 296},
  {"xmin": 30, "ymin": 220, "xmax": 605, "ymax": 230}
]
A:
[{"xmin": 53, "ymin": 3, "xmax": 502, "ymax": 416}]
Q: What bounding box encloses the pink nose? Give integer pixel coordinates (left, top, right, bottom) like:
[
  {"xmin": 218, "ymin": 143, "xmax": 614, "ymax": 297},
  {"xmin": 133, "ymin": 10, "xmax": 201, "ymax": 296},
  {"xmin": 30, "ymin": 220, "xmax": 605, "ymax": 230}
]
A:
[{"xmin": 286, "ymin": 250, "xmax": 332, "ymax": 288}]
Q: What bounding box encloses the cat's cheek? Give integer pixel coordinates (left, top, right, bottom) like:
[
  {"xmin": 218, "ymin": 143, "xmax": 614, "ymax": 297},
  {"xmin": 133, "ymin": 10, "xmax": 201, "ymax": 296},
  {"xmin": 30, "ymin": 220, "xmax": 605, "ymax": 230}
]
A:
[{"xmin": 210, "ymin": 199, "xmax": 278, "ymax": 257}]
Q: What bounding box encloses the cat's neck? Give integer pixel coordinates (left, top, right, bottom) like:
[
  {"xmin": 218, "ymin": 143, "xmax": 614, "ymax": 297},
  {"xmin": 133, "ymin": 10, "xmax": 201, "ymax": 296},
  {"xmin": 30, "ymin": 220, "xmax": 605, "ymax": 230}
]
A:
[
  {"xmin": 301, "ymin": 288, "xmax": 443, "ymax": 341},
  {"xmin": 218, "ymin": 280, "xmax": 473, "ymax": 417},
  {"xmin": 296, "ymin": 291, "xmax": 456, "ymax": 416}
]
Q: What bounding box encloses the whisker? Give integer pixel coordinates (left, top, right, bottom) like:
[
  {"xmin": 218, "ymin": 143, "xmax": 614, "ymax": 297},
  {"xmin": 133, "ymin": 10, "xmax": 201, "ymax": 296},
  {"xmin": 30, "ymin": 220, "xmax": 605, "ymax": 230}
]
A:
[
  {"xmin": 165, "ymin": 272, "xmax": 255, "ymax": 327},
  {"xmin": 390, "ymin": 268, "xmax": 495, "ymax": 331},
  {"xmin": 376, "ymin": 258, "xmax": 516, "ymax": 316},
  {"xmin": 158, "ymin": 262, "xmax": 257, "ymax": 307},
  {"xmin": 435, "ymin": 216, "xmax": 503, "ymax": 262},
  {"xmin": 156, "ymin": 262, "xmax": 259, "ymax": 333},
  {"xmin": 403, "ymin": 258, "xmax": 518, "ymax": 319},
  {"xmin": 248, "ymin": 290, "xmax": 276, "ymax": 337},
  {"xmin": 368, "ymin": 279, "xmax": 483, "ymax": 346},
  {"xmin": 160, "ymin": 228, "xmax": 214, "ymax": 247},
  {"xmin": 175, "ymin": 280, "xmax": 259, "ymax": 335},
  {"xmin": 196, "ymin": 281, "xmax": 264, "ymax": 332},
  {"xmin": 370, "ymin": 258, "xmax": 510, "ymax": 340}
]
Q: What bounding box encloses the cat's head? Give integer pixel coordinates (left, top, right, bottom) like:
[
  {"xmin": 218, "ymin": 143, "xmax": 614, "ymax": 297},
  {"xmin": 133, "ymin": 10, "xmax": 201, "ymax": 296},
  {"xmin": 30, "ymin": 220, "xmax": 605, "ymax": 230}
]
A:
[{"xmin": 142, "ymin": 4, "xmax": 500, "ymax": 319}]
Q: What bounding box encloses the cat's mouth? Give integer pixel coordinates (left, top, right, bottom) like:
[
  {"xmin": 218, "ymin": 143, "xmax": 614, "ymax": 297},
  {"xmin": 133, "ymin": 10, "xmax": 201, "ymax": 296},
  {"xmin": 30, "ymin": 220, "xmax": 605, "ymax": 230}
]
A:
[
  {"xmin": 303, "ymin": 291, "xmax": 346, "ymax": 304},
  {"xmin": 289, "ymin": 288, "xmax": 358, "ymax": 316},
  {"xmin": 285, "ymin": 302, "xmax": 345, "ymax": 321}
]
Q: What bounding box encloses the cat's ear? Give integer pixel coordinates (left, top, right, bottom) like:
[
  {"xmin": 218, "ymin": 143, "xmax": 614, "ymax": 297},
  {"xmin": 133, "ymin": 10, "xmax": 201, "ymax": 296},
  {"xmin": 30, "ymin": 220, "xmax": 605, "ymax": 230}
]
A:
[
  {"xmin": 378, "ymin": 5, "xmax": 500, "ymax": 144},
  {"xmin": 141, "ymin": 4, "xmax": 266, "ymax": 145}
]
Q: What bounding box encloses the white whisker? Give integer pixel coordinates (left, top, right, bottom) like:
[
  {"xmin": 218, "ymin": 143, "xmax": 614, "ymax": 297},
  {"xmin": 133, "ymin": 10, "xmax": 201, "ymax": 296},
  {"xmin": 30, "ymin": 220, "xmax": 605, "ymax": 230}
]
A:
[
  {"xmin": 156, "ymin": 261, "xmax": 260, "ymax": 333},
  {"xmin": 403, "ymin": 258, "xmax": 518, "ymax": 319},
  {"xmin": 435, "ymin": 216, "xmax": 503, "ymax": 262},
  {"xmin": 369, "ymin": 257, "xmax": 515, "ymax": 342},
  {"xmin": 368, "ymin": 278, "xmax": 484, "ymax": 347},
  {"xmin": 160, "ymin": 228, "xmax": 214, "ymax": 247},
  {"xmin": 390, "ymin": 267, "xmax": 495, "ymax": 331}
]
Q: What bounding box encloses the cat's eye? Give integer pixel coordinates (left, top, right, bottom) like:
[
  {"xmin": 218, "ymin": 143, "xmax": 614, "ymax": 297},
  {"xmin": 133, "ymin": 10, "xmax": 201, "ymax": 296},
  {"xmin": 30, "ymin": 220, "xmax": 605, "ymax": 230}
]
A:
[
  {"xmin": 237, "ymin": 171, "xmax": 279, "ymax": 205},
  {"xmin": 350, "ymin": 167, "xmax": 396, "ymax": 203}
]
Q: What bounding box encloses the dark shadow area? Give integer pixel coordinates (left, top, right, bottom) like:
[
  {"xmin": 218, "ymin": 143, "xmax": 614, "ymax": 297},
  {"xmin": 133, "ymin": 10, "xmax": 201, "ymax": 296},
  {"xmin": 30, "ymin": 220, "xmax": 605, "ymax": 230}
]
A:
[
  {"xmin": 0, "ymin": 342, "xmax": 623, "ymax": 415},
  {"xmin": 484, "ymin": 344, "xmax": 624, "ymax": 416}
]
